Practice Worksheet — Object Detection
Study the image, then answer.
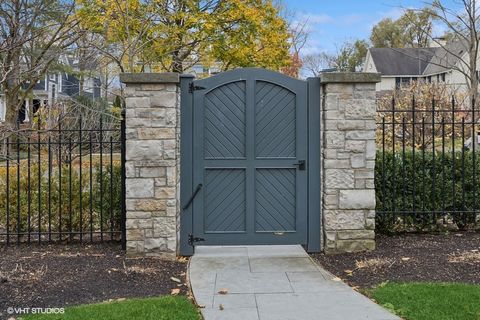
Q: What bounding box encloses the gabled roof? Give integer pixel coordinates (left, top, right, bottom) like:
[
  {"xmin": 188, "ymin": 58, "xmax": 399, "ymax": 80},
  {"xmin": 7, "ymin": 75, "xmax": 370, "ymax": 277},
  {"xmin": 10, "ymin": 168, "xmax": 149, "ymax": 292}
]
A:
[
  {"xmin": 368, "ymin": 41, "xmax": 467, "ymax": 77},
  {"xmin": 422, "ymin": 40, "xmax": 467, "ymax": 75},
  {"xmin": 369, "ymin": 47, "xmax": 437, "ymax": 76}
]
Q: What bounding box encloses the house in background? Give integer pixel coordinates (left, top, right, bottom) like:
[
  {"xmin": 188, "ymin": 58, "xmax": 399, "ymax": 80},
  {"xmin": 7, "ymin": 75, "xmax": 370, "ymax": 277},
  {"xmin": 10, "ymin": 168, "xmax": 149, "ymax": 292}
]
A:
[
  {"xmin": 0, "ymin": 55, "xmax": 101, "ymax": 123},
  {"xmin": 364, "ymin": 40, "xmax": 473, "ymax": 94},
  {"xmin": 187, "ymin": 63, "xmax": 221, "ymax": 78}
]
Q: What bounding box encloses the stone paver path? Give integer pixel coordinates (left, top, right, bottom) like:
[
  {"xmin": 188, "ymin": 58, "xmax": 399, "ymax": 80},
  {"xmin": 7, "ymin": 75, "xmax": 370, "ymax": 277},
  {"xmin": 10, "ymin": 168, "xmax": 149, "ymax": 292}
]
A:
[{"xmin": 188, "ymin": 245, "xmax": 399, "ymax": 320}]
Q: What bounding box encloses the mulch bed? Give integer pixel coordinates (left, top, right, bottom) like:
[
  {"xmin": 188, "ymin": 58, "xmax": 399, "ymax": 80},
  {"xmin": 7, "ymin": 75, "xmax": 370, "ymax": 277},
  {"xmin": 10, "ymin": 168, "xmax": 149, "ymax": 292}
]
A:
[
  {"xmin": 0, "ymin": 242, "xmax": 188, "ymax": 314},
  {"xmin": 311, "ymin": 231, "xmax": 480, "ymax": 288}
]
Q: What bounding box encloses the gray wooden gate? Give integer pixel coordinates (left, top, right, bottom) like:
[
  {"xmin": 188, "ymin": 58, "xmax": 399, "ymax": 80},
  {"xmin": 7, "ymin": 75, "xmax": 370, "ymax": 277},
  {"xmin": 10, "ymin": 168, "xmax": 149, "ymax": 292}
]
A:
[{"xmin": 180, "ymin": 68, "xmax": 320, "ymax": 255}]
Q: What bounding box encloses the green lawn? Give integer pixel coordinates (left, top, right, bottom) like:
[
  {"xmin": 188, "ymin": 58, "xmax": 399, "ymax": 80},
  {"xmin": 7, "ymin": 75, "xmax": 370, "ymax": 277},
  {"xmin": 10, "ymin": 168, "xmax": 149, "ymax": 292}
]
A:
[
  {"xmin": 20, "ymin": 296, "xmax": 200, "ymax": 320},
  {"xmin": 369, "ymin": 282, "xmax": 480, "ymax": 320}
]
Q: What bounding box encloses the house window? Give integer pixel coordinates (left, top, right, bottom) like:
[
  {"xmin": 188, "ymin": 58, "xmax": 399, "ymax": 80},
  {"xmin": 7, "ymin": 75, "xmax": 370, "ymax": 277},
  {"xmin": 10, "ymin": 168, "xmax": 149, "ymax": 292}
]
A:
[
  {"xmin": 427, "ymin": 76, "xmax": 432, "ymax": 83},
  {"xmin": 441, "ymin": 73, "xmax": 446, "ymax": 82},
  {"xmin": 401, "ymin": 77, "xmax": 411, "ymax": 87},
  {"xmin": 395, "ymin": 77, "xmax": 401, "ymax": 89},
  {"xmin": 49, "ymin": 74, "xmax": 55, "ymax": 81}
]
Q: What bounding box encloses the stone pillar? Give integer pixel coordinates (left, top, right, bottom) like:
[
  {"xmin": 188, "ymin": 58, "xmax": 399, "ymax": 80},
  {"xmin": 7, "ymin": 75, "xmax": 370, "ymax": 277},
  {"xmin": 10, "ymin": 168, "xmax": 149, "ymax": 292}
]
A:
[
  {"xmin": 320, "ymin": 73, "xmax": 380, "ymax": 253},
  {"xmin": 120, "ymin": 73, "xmax": 181, "ymax": 258}
]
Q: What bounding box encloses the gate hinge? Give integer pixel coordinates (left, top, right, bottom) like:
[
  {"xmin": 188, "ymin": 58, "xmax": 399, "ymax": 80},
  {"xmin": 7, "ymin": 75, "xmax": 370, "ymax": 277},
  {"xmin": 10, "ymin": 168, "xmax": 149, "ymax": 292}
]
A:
[
  {"xmin": 189, "ymin": 83, "xmax": 206, "ymax": 93},
  {"xmin": 188, "ymin": 234, "xmax": 205, "ymax": 246}
]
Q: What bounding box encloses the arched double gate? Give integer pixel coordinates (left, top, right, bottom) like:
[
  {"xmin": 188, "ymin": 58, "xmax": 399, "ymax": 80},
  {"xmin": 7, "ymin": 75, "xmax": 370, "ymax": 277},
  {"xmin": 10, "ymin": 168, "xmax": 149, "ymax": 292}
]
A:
[{"xmin": 180, "ymin": 68, "xmax": 320, "ymax": 255}]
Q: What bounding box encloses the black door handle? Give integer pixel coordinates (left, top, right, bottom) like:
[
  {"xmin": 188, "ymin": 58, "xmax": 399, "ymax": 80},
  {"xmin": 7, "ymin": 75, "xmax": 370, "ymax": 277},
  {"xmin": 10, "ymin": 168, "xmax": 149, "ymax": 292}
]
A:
[
  {"xmin": 182, "ymin": 184, "xmax": 203, "ymax": 210},
  {"xmin": 293, "ymin": 160, "xmax": 306, "ymax": 170}
]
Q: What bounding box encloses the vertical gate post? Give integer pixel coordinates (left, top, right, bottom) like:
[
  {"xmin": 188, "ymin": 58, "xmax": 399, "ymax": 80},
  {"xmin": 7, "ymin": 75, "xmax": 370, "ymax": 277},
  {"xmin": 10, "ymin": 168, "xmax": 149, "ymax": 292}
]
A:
[
  {"xmin": 120, "ymin": 109, "xmax": 126, "ymax": 250},
  {"xmin": 120, "ymin": 73, "xmax": 182, "ymax": 258},
  {"xmin": 320, "ymin": 72, "xmax": 381, "ymax": 253}
]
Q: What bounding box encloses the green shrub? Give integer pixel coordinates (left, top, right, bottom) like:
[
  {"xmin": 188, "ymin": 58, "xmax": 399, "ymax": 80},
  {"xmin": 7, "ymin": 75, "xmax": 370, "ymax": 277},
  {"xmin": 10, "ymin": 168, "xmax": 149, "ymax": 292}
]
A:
[
  {"xmin": 376, "ymin": 150, "xmax": 480, "ymax": 233},
  {"xmin": 0, "ymin": 162, "xmax": 122, "ymax": 241}
]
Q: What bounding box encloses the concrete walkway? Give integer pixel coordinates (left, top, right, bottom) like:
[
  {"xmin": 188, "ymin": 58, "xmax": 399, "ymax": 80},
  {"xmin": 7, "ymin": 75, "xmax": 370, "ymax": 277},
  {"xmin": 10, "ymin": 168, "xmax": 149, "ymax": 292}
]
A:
[{"xmin": 188, "ymin": 245, "xmax": 399, "ymax": 320}]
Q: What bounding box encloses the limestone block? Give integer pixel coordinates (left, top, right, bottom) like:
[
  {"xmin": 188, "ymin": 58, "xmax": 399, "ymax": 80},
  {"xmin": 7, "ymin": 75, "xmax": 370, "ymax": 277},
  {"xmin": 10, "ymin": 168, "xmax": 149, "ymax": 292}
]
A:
[
  {"xmin": 366, "ymin": 140, "xmax": 376, "ymax": 159},
  {"xmin": 126, "ymin": 178, "xmax": 154, "ymax": 198},
  {"xmin": 350, "ymin": 154, "xmax": 365, "ymax": 168},
  {"xmin": 126, "ymin": 97, "xmax": 150, "ymax": 109},
  {"xmin": 337, "ymin": 120, "xmax": 365, "ymax": 130},
  {"xmin": 345, "ymin": 140, "xmax": 366, "ymax": 153},
  {"xmin": 155, "ymin": 187, "xmax": 176, "ymax": 199},
  {"xmin": 140, "ymin": 166, "xmax": 166, "ymax": 178},
  {"xmin": 138, "ymin": 128, "xmax": 175, "ymax": 140},
  {"xmin": 126, "ymin": 140, "xmax": 163, "ymax": 160},
  {"xmin": 135, "ymin": 108, "xmax": 166, "ymax": 119},
  {"xmin": 337, "ymin": 230, "xmax": 375, "ymax": 240},
  {"xmin": 153, "ymin": 217, "xmax": 176, "ymax": 237},
  {"xmin": 144, "ymin": 237, "xmax": 167, "ymax": 251},
  {"xmin": 345, "ymin": 130, "xmax": 375, "ymax": 140},
  {"xmin": 325, "ymin": 169, "xmax": 354, "ymax": 189},
  {"xmin": 325, "ymin": 131, "xmax": 345, "ymax": 149},
  {"xmin": 339, "ymin": 190, "xmax": 375, "ymax": 209},
  {"xmin": 323, "ymin": 210, "xmax": 366, "ymax": 230},
  {"xmin": 345, "ymin": 99, "xmax": 376, "ymax": 119}
]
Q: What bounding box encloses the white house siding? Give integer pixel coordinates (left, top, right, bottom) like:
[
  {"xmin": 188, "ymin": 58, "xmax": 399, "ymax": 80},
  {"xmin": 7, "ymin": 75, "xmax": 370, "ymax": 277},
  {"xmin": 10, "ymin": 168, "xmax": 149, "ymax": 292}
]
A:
[
  {"xmin": 376, "ymin": 77, "xmax": 396, "ymax": 91},
  {"xmin": 0, "ymin": 95, "xmax": 5, "ymax": 121}
]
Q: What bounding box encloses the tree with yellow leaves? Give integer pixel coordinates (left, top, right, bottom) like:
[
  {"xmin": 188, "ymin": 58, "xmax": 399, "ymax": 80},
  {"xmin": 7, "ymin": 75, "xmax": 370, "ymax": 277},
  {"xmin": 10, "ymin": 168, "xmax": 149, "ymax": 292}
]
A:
[{"xmin": 76, "ymin": 0, "xmax": 291, "ymax": 74}]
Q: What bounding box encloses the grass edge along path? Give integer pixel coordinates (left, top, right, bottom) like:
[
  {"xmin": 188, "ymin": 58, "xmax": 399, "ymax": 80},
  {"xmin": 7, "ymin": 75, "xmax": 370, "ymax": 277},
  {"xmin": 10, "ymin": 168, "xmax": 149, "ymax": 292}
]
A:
[
  {"xmin": 19, "ymin": 296, "xmax": 201, "ymax": 320},
  {"xmin": 367, "ymin": 282, "xmax": 480, "ymax": 320}
]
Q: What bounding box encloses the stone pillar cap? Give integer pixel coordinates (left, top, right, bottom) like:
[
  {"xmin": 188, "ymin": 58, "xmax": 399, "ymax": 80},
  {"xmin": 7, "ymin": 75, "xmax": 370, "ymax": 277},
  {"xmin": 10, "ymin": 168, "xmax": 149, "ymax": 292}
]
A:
[
  {"xmin": 319, "ymin": 72, "xmax": 381, "ymax": 84},
  {"xmin": 120, "ymin": 73, "xmax": 180, "ymax": 84}
]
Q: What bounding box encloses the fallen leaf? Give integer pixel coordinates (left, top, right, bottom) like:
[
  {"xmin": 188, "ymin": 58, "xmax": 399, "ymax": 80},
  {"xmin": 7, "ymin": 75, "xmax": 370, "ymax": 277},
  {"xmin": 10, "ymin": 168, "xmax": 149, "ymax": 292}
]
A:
[
  {"xmin": 171, "ymin": 288, "xmax": 180, "ymax": 296},
  {"xmin": 180, "ymin": 272, "xmax": 186, "ymax": 276},
  {"xmin": 116, "ymin": 298, "xmax": 126, "ymax": 302},
  {"xmin": 218, "ymin": 289, "xmax": 228, "ymax": 295},
  {"xmin": 219, "ymin": 304, "xmax": 224, "ymax": 310},
  {"xmin": 401, "ymin": 257, "xmax": 410, "ymax": 261},
  {"xmin": 344, "ymin": 269, "xmax": 353, "ymax": 274},
  {"xmin": 331, "ymin": 277, "xmax": 342, "ymax": 282},
  {"xmin": 197, "ymin": 304, "xmax": 206, "ymax": 308},
  {"xmin": 170, "ymin": 276, "xmax": 181, "ymax": 283}
]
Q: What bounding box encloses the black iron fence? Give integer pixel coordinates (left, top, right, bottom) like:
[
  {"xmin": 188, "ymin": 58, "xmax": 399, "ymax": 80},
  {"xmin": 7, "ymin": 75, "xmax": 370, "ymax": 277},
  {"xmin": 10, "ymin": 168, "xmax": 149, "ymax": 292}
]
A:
[
  {"xmin": 0, "ymin": 115, "xmax": 126, "ymax": 247},
  {"xmin": 376, "ymin": 96, "xmax": 480, "ymax": 233}
]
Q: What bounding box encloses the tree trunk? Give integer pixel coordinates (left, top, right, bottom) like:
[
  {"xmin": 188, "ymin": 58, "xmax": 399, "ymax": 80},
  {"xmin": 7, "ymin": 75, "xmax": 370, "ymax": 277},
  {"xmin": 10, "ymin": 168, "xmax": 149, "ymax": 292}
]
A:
[{"xmin": 171, "ymin": 50, "xmax": 184, "ymax": 73}]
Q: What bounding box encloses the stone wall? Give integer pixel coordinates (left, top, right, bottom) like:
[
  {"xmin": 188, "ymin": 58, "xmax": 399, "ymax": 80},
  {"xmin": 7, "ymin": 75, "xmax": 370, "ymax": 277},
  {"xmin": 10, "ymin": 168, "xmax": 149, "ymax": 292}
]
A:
[
  {"xmin": 320, "ymin": 73, "xmax": 380, "ymax": 253},
  {"xmin": 120, "ymin": 73, "xmax": 180, "ymax": 258}
]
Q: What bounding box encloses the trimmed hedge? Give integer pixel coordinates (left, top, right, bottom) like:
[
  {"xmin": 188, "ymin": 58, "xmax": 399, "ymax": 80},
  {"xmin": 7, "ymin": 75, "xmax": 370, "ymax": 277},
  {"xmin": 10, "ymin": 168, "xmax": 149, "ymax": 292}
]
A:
[
  {"xmin": 0, "ymin": 163, "xmax": 122, "ymax": 240},
  {"xmin": 375, "ymin": 150, "xmax": 480, "ymax": 233}
]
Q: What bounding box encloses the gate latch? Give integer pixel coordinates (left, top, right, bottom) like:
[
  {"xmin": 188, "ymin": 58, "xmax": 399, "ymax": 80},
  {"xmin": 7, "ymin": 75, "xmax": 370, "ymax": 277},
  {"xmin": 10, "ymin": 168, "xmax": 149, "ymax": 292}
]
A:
[
  {"xmin": 293, "ymin": 160, "xmax": 306, "ymax": 170},
  {"xmin": 188, "ymin": 234, "xmax": 205, "ymax": 246}
]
